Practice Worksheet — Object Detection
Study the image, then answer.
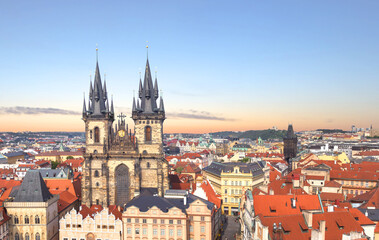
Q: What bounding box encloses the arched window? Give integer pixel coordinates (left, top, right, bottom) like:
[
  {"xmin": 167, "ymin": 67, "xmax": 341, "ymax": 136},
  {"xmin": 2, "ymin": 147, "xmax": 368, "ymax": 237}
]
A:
[
  {"xmin": 35, "ymin": 215, "xmax": 40, "ymax": 224},
  {"xmin": 145, "ymin": 126, "xmax": 152, "ymax": 142},
  {"xmin": 15, "ymin": 233, "xmax": 19, "ymax": 240},
  {"xmin": 94, "ymin": 127, "xmax": 100, "ymax": 143},
  {"xmin": 94, "ymin": 170, "xmax": 99, "ymax": 177},
  {"xmin": 147, "ymin": 162, "xmax": 150, "ymax": 168},
  {"xmin": 35, "ymin": 233, "xmax": 40, "ymax": 240},
  {"xmin": 96, "ymin": 182, "xmax": 100, "ymax": 187},
  {"xmin": 14, "ymin": 216, "xmax": 19, "ymax": 224},
  {"xmin": 24, "ymin": 215, "xmax": 29, "ymax": 224},
  {"xmin": 25, "ymin": 233, "xmax": 30, "ymax": 240}
]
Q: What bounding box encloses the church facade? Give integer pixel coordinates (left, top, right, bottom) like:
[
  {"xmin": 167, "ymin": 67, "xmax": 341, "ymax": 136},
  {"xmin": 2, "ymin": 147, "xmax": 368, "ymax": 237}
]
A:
[{"xmin": 81, "ymin": 56, "xmax": 169, "ymax": 207}]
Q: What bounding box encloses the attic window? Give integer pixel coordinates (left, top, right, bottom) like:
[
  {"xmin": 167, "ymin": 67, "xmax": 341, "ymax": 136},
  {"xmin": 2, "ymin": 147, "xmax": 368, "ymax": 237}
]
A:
[{"xmin": 269, "ymin": 207, "xmax": 276, "ymax": 212}]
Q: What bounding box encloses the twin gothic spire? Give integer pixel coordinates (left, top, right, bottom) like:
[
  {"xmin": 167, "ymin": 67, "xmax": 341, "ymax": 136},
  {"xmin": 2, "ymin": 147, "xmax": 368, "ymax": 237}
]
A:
[
  {"xmin": 83, "ymin": 60, "xmax": 113, "ymax": 118},
  {"xmin": 133, "ymin": 58, "xmax": 165, "ymax": 114},
  {"xmin": 83, "ymin": 52, "xmax": 165, "ymax": 119}
]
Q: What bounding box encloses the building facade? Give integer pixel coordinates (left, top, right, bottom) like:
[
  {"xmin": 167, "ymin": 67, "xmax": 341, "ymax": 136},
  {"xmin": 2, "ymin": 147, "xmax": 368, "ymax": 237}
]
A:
[
  {"xmin": 81, "ymin": 56, "xmax": 169, "ymax": 207},
  {"xmin": 5, "ymin": 171, "xmax": 59, "ymax": 240},
  {"xmin": 203, "ymin": 162, "xmax": 269, "ymax": 215}
]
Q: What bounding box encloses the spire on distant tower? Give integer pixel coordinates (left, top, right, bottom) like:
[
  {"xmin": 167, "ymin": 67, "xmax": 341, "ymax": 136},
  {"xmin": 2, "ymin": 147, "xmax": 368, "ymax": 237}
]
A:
[
  {"xmin": 110, "ymin": 95, "xmax": 114, "ymax": 115},
  {"xmin": 154, "ymin": 71, "xmax": 159, "ymax": 99}
]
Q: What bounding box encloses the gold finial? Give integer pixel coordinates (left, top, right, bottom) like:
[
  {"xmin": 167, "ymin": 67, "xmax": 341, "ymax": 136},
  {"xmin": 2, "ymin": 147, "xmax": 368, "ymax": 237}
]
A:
[
  {"xmin": 96, "ymin": 44, "xmax": 99, "ymax": 62},
  {"xmin": 146, "ymin": 41, "xmax": 149, "ymax": 58}
]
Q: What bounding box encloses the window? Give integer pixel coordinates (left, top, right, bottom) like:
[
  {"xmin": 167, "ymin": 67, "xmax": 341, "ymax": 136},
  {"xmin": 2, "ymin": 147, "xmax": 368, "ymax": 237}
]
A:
[
  {"xmin": 239, "ymin": 181, "xmax": 242, "ymax": 186},
  {"xmin": 24, "ymin": 216, "xmax": 29, "ymax": 224},
  {"xmin": 231, "ymin": 189, "xmax": 234, "ymax": 194},
  {"xmin": 135, "ymin": 219, "xmax": 139, "ymax": 223},
  {"xmin": 169, "ymin": 229, "xmax": 174, "ymax": 236},
  {"xmin": 161, "ymin": 219, "xmax": 165, "ymax": 224},
  {"xmin": 127, "ymin": 228, "xmax": 131, "ymax": 234},
  {"xmin": 14, "ymin": 216, "xmax": 19, "ymax": 224},
  {"xmin": 96, "ymin": 199, "xmax": 99, "ymax": 205},
  {"xmin": 35, "ymin": 216, "xmax": 40, "ymax": 224},
  {"xmin": 127, "ymin": 218, "xmax": 131, "ymax": 223},
  {"xmin": 25, "ymin": 233, "xmax": 29, "ymax": 240},
  {"xmin": 94, "ymin": 170, "xmax": 99, "ymax": 177},
  {"xmin": 96, "ymin": 182, "xmax": 100, "ymax": 187},
  {"xmin": 94, "ymin": 127, "xmax": 100, "ymax": 143},
  {"xmin": 177, "ymin": 229, "xmax": 182, "ymax": 236},
  {"xmin": 66, "ymin": 224, "xmax": 70, "ymax": 228},
  {"xmin": 189, "ymin": 225, "xmax": 193, "ymax": 232},
  {"xmin": 15, "ymin": 233, "xmax": 19, "ymax": 240},
  {"xmin": 143, "ymin": 228, "xmax": 147, "ymax": 235},
  {"xmin": 145, "ymin": 126, "xmax": 152, "ymax": 142},
  {"xmin": 90, "ymin": 130, "xmax": 93, "ymax": 139},
  {"xmin": 225, "ymin": 189, "xmax": 227, "ymax": 194},
  {"xmin": 231, "ymin": 198, "xmax": 234, "ymax": 203},
  {"xmin": 135, "ymin": 228, "xmax": 140, "ymax": 235},
  {"xmin": 201, "ymin": 226, "xmax": 205, "ymax": 233},
  {"xmin": 161, "ymin": 229, "xmax": 165, "ymax": 236},
  {"xmin": 224, "ymin": 198, "xmax": 227, "ymax": 203},
  {"xmin": 169, "ymin": 220, "xmax": 173, "ymax": 224},
  {"xmin": 246, "ymin": 181, "xmax": 249, "ymax": 186},
  {"xmin": 143, "ymin": 219, "xmax": 147, "ymax": 223},
  {"xmin": 153, "ymin": 219, "xmax": 157, "ymax": 224},
  {"xmin": 147, "ymin": 162, "xmax": 150, "ymax": 168},
  {"xmin": 177, "ymin": 220, "xmax": 181, "ymax": 224},
  {"xmin": 64, "ymin": 238, "xmax": 68, "ymax": 240},
  {"xmin": 153, "ymin": 229, "xmax": 157, "ymax": 235},
  {"xmin": 224, "ymin": 180, "xmax": 228, "ymax": 185},
  {"xmin": 201, "ymin": 216, "xmax": 205, "ymax": 221},
  {"xmin": 35, "ymin": 233, "xmax": 40, "ymax": 240}
]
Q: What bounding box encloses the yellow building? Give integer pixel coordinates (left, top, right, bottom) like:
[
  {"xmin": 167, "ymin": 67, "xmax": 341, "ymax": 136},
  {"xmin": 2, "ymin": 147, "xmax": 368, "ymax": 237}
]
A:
[
  {"xmin": 317, "ymin": 152, "xmax": 350, "ymax": 164},
  {"xmin": 203, "ymin": 162, "xmax": 269, "ymax": 215},
  {"xmin": 5, "ymin": 170, "xmax": 59, "ymax": 240}
]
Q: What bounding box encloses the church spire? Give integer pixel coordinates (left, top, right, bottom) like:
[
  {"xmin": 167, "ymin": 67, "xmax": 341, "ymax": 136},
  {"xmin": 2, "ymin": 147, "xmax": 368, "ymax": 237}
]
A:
[
  {"xmin": 154, "ymin": 73, "xmax": 159, "ymax": 99},
  {"xmin": 82, "ymin": 94, "xmax": 87, "ymax": 117},
  {"xmin": 159, "ymin": 96, "xmax": 165, "ymax": 112},
  {"xmin": 110, "ymin": 95, "xmax": 114, "ymax": 115},
  {"xmin": 132, "ymin": 96, "xmax": 136, "ymax": 111},
  {"xmin": 138, "ymin": 77, "xmax": 143, "ymax": 98}
]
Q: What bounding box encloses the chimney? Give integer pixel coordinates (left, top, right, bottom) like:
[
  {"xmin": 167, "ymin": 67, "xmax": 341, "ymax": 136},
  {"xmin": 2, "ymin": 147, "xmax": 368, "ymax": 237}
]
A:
[
  {"xmin": 291, "ymin": 198, "xmax": 296, "ymax": 208},
  {"xmin": 319, "ymin": 220, "xmax": 326, "ymax": 240},
  {"xmin": 269, "ymin": 189, "xmax": 274, "ymax": 195},
  {"xmin": 327, "ymin": 205, "xmax": 334, "ymax": 212},
  {"xmin": 303, "ymin": 211, "xmax": 312, "ymax": 228}
]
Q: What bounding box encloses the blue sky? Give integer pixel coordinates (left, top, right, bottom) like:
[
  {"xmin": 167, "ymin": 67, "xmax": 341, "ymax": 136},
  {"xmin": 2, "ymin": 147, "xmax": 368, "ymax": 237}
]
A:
[{"xmin": 0, "ymin": 1, "xmax": 378, "ymax": 132}]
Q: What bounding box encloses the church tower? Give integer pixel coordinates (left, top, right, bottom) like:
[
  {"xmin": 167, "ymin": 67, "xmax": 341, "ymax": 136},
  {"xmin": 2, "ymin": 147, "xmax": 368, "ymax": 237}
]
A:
[
  {"xmin": 283, "ymin": 124, "xmax": 298, "ymax": 172},
  {"xmin": 132, "ymin": 56, "xmax": 168, "ymax": 195},
  {"xmin": 82, "ymin": 60, "xmax": 114, "ymax": 155},
  {"xmin": 81, "ymin": 50, "xmax": 169, "ymax": 207},
  {"xmin": 132, "ymin": 58, "xmax": 165, "ymax": 154}
]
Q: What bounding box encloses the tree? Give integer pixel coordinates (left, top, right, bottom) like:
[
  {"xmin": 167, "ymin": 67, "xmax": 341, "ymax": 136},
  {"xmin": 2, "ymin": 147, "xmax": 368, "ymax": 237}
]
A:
[
  {"xmin": 238, "ymin": 157, "xmax": 250, "ymax": 163},
  {"xmin": 66, "ymin": 156, "xmax": 74, "ymax": 160},
  {"xmin": 51, "ymin": 161, "xmax": 59, "ymax": 169},
  {"xmin": 175, "ymin": 167, "xmax": 184, "ymax": 174}
]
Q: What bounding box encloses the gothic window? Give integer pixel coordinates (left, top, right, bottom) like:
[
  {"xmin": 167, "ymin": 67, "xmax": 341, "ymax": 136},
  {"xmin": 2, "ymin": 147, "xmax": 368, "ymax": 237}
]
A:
[
  {"xmin": 94, "ymin": 127, "xmax": 100, "ymax": 143},
  {"xmin": 145, "ymin": 126, "xmax": 152, "ymax": 142},
  {"xmin": 35, "ymin": 216, "xmax": 40, "ymax": 224},
  {"xmin": 94, "ymin": 170, "xmax": 99, "ymax": 177},
  {"xmin": 147, "ymin": 162, "xmax": 150, "ymax": 168},
  {"xmin": 35, "ymin": 233, "xmax": 40, "ymax": 240},
  {"xmin": 25, "ymin": 233, "xmax": 30, "ymax": 240},
  {"xmin": 15, "ymin": 233, "xmax": 19, "ymax": 240},
  {"xmin": 25, "ymin": 216, "xmax": 29, "ymax": 224},
  {"xmin": 14, "ymin": 216, "xmax": 19, "ymax": 224},
  {"xmin": 115, "ymin": 164, "xmax": 130, "ymax": 207}
]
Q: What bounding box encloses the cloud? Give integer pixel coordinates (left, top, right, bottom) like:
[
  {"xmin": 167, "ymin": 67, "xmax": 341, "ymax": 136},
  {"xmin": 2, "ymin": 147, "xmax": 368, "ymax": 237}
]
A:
[
  {"xmin": 167, "ymin": 110, "xmax": 235, "ymax": 121},
  {"xmin": 0, "ymin": 106, "xmax": 80, "ymax": 115}
]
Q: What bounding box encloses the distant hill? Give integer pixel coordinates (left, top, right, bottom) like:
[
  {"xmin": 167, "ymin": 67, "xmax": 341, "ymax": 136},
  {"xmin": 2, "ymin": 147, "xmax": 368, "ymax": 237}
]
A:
[
  {"xmin": 210, "ymin": 129, "xmax": 287, "ymax": 140},
  {"xmin": 316, "ymin": 129, "xmax": 347, "ymax": 134}
]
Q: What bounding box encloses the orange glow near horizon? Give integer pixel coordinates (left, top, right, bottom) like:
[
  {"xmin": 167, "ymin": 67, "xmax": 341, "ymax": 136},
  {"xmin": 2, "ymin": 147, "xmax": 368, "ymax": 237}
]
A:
[{"xmin": 0, "ymin": 113, "xmax": 377, "ymax": 133}]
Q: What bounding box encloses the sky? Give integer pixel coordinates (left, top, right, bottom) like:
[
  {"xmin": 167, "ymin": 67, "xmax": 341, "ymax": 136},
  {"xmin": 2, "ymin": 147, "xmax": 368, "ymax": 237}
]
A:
[{"xmin": 0, "ymin": 0, "xmax": 378, "ymax": 133}]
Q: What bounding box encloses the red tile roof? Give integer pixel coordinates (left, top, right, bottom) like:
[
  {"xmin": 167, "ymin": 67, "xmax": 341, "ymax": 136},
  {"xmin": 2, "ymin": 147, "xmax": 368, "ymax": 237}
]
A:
[
  {"xmin": 348, "ymin": 208, "xmax": 375, "ymax": 226},
  {"xmin": 253, "ymin": 195, "xmax": 321, "ymax": 217}
]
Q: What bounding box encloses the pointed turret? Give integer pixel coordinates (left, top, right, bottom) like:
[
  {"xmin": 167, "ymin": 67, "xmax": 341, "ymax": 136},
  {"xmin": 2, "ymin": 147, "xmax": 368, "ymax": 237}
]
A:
[
  {"xmin": 89, "ymin": 80, "xmax": 93, "ymax": 101},
  {"xmin": 103, "ymin": 79, "xmax": 108, "ymax": 101},
  {"xmin": 139, "ymin": 78, "xmax": 143, "ymax": 98},
  {"xmin": 82, "ymin": 96, "xmax": 87, "ymax": 117},
  {"xmin": 110, "ymin": 97, "xmax": 114, "ymax": 115},
  {"xmin": 286, "ymin": 124, "xmax": 296, "ymax": 139},
  {"xmin": 154, "ymin": 76, "xmax": 159, "ymax": 99},
  {"xmin": 132, "ymin": 96, "xmax": 136, "ymax": 111},
  {"xmin": 159, "ymin": 96, "xmax": 165, "ymax": 112}
]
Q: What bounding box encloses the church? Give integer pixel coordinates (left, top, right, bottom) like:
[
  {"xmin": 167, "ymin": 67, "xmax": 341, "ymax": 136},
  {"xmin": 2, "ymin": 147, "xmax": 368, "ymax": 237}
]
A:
[{"xmin": 81, "ymin": 53, "xmax": 169, "ymax": 207}]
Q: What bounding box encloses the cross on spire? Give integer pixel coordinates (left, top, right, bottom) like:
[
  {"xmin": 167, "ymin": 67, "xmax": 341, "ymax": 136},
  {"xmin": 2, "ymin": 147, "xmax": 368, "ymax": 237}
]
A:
[{"xmin": 117, "ymin": 113, "xmax": 126, "ymax": 121}]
